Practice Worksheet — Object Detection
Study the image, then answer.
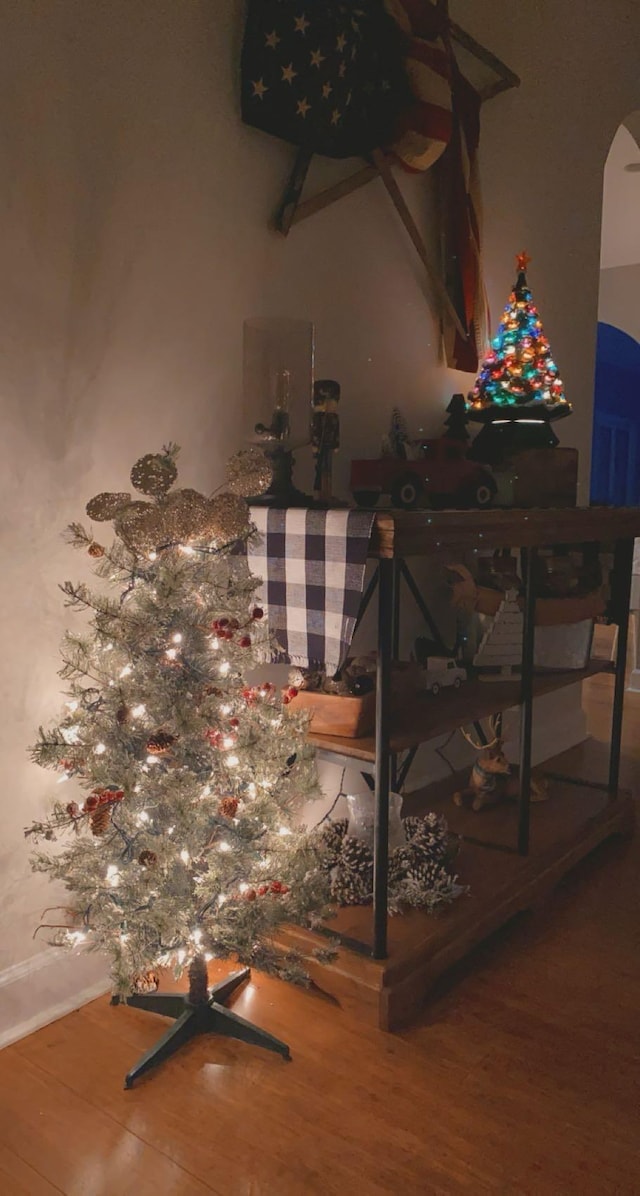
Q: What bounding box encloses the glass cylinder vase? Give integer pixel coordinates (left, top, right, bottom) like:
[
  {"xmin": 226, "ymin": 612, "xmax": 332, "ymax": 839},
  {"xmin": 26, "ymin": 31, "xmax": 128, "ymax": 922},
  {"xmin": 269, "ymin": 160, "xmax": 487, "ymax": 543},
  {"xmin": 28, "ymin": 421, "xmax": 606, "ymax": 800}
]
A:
[{"xmin": 346, "ymin": 789, "xmax": 406, "ymax": 853}]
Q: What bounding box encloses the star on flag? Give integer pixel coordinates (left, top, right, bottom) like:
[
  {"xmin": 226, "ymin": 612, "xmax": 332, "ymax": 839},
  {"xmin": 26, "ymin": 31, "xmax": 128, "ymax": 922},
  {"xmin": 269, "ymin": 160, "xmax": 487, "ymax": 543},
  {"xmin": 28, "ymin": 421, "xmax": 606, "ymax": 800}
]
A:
[
  {"xmin": 294, "ymin": 14, "xmax": 309, "ymax": 35},
  {"xmin": 296, "ymin": 97, "xmax": 311, "ymax": 119},
  {"xmin": 252, "ymin": 78, "xmax": 268, "ymax": 100},
  {"xmin": 281, "ymin": 63, "xmax": 297, "ymax": 84},
  {"xmin": 310, "ymin": 49, "xmax": 325, "ymax": 68},
  {"xmin": 265, "ymin": 30, "xmax": 280, "ymax": 50}
]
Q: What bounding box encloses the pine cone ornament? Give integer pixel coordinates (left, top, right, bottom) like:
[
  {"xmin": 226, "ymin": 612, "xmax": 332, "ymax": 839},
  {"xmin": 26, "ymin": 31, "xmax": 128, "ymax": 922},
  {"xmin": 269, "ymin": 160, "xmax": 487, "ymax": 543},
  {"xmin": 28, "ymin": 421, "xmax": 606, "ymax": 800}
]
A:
[
  {"xmin": 89, "ymin": 803, "xmax": 112, "ymax": 836},
  {"xmin": 116, "ymin": 704, "xmax": 130, "ymax": 726},
  {"xmin": 132, "ymin": 970, "xmax": 160, "ymax": 994},
  {"xmin": 330, "ymin": 835, "xmax": 373, "ymax": 906},
  {"xmin": 146, "ymin": 731, "xmax": 177, "ymax": 756},
  {"xmin": 320, "ymin": 818, "xmax": 349, "ymax": 868},
  {"xmin": 88, "ymin": 542, "xmax": 105, "ymax": 558},
  {"xmin": 218, "ymin": 797, "xmax": 239, "ymax": 819},
  {"xmin": 138, "ymin": 849, "xmax": 158, "ymax": 868}
]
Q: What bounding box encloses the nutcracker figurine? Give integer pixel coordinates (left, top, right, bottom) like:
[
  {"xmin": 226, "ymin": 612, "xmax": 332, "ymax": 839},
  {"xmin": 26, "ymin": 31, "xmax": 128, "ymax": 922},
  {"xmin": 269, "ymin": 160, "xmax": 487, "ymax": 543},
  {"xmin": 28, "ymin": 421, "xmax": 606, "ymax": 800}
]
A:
[{"xmin": 311, "ymin": 379, "xmax": 340, "ymax": 504}]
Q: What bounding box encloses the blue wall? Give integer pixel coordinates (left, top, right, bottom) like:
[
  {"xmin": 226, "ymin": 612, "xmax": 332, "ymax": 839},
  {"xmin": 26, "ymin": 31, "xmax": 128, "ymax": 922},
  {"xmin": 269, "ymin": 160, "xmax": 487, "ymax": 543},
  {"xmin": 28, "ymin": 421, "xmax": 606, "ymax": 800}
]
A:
[{"xmin": 591, "ymin": 322, "xmax": 640, "ymax": 505}]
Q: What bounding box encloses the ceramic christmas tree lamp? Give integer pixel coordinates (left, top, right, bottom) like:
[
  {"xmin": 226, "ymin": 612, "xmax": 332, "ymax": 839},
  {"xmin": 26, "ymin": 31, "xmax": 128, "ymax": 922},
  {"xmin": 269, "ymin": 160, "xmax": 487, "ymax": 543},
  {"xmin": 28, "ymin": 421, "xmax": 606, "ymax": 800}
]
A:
[{"xmin": 468, "ymin": 253, "xmax": 572, "ymax": 468}]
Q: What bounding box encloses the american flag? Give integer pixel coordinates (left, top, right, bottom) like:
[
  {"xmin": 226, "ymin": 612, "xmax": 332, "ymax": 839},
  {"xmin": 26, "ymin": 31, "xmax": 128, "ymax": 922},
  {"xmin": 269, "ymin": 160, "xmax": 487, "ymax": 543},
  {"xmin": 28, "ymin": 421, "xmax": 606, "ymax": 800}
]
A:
[{"xmin": 241, "ymin": 1, "xmax": 407, "ymax": 159}]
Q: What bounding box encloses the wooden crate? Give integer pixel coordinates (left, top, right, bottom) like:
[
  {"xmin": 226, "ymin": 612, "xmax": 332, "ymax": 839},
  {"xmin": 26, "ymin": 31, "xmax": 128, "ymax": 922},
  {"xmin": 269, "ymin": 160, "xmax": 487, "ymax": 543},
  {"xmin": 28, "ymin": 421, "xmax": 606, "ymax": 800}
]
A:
[
  {"xmin": 495, "ymin": 447, "xmax": 578, "ymax": 508},
  {"xmin": 289, "ymin": 689, "xmax": 376, "ymax": 737}
]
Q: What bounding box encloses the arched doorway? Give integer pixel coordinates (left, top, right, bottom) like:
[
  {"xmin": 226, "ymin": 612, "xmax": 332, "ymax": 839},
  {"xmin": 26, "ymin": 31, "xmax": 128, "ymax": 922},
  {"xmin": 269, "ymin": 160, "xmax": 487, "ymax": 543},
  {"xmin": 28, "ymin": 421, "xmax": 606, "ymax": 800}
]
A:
[{"xmin": 591, "ymin": 115, "xmax": 640, "ymax": 505}]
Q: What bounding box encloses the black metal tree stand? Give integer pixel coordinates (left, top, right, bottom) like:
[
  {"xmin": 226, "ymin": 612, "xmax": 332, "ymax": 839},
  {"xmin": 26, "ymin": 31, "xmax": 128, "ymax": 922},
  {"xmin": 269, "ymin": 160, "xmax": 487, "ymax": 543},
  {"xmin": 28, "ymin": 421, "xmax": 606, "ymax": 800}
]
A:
[{"xmin": 113, "ymin": 956, "xmax": 291, "ymax": 1088}]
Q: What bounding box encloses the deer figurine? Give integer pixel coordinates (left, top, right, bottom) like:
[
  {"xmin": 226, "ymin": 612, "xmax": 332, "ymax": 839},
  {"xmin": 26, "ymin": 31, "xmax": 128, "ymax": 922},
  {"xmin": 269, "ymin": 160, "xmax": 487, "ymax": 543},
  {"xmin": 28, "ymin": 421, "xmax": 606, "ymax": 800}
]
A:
[{"xmin": 454, "ymin": 740, "xmax": 548, "ymax": 812}]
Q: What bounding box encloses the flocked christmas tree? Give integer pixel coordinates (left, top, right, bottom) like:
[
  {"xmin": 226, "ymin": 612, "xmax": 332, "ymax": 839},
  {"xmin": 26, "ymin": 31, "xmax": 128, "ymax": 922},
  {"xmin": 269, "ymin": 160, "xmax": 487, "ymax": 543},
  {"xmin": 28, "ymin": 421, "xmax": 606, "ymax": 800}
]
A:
[
  {"xmin": 468, "ymin": 253, "xmax": 571, "ymax": 464},
  {"xmin": 26, "ymin": 445, "xmax": 329, "ymax": 1085}
]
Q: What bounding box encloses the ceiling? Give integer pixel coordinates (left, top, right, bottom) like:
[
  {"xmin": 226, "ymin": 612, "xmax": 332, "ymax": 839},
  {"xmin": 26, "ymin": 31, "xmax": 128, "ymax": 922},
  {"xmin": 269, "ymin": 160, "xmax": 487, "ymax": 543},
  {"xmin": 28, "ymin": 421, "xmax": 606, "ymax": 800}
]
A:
[{"xmin": 600, "ymin": 117, "xmax": 640, "ymax": 270}]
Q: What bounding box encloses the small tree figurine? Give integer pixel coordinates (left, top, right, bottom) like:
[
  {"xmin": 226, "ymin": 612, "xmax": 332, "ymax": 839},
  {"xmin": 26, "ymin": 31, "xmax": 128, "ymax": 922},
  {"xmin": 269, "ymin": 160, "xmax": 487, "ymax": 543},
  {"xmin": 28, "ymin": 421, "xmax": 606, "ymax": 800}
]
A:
[
  {"xmin": 444, "ymin": 393, "xmax": 469, "ymax": 443},
  {"xmin": 388, "ymin": 407, "xmax": 410, "ymax": 458},
  {"xmin": 26, "ymin": 445, "xmax": 328, "ymax": 1087}
]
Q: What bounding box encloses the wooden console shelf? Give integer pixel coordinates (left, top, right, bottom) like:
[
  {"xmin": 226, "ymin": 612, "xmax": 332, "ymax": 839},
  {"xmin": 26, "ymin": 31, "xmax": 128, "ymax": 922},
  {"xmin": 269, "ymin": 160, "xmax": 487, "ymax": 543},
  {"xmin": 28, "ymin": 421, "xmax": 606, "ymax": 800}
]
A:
[
  {"xmin": 303, "ymin": 503, "xmax": 640, "ymax": 995},
  {"xmin": 310, "ymin": 661, "xmax": 614, "ymax": 763},
  {"xmin": 369, "ymin": 506, "xmax": 640, "ymax": 558}
]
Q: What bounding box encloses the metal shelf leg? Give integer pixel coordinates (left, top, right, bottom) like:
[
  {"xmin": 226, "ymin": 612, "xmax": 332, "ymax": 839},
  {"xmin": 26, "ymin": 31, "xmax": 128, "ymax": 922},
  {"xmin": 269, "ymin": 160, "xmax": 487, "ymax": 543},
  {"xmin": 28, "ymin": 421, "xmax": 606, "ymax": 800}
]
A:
[
  {"xmin": 609, "ymin": 538, "xmax": 634, "ymax": 800},
  {"xmin": 518, "ymin": 547, "xmax": 537, "ymax": 856},
  {"xmin": 373, "ymin": 558, "xmax": 394, "ymax": 959}
]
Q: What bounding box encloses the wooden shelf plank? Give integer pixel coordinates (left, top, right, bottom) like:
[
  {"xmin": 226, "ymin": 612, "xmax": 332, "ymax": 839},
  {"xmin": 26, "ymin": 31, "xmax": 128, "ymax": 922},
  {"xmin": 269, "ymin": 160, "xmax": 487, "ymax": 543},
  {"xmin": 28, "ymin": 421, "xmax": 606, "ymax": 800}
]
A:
[
  {"xmin": 309, "ymin": 661, "xmax": 614, "ymax": 762},
  {"xmin": 369, "ymin": 507, "xmax": 640, "ymax": 559}
]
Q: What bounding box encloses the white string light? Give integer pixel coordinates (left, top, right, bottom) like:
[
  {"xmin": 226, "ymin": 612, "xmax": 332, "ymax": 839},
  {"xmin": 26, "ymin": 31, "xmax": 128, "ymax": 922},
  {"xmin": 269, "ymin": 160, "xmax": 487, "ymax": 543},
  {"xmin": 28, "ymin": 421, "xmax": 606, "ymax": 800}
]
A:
[
  {"xmin": 180, "ymin": 849, "xmax": 190, "ymax": 864},
  {"xmin": 172, "ymin": 633, "xmax": 183, "ymax": 644},
  {"xmin": 226, "ymin": 754, "xmax": 239, "ymax": 768},
  {"xmin": 94, "ymin": 743, "xmax": 106, "ymax": 756},
  {"xmin": 218, "ymin": 661, "xmax": 231, "ymax": 676},
  {"xmin": 218, "ymin": 841, "xmax": 231, "ymax": 853},
  {"xmin": 132, "ymin": 704, "xmax": 146, "ymax": 718},
  {"xmin": 119, "ymin": 665, "xmax": 132, "ymax": 678},
  {"xmin": 165, "ymin": 647, "xmax": 178, "ymax": 661},
  {"xmin": 106, "ymin": 864, "xmax": 120, "ymax": 888}
]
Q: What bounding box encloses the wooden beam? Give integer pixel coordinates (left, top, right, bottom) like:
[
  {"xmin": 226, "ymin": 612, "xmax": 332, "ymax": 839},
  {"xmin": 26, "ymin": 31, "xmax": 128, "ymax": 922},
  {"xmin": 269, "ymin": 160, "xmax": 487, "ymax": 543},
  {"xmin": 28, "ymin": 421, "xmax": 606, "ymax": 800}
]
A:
[
  {"xmin": 287, "ymin": 162, "xmax": 380, "ymax": 229},
  {"xmin": 450, "ymin": 19, "xmax": 521, "ymax": 94},
  {"xmin": 371, "ymin": 149, "xmax": 468, "ymax": 341}
]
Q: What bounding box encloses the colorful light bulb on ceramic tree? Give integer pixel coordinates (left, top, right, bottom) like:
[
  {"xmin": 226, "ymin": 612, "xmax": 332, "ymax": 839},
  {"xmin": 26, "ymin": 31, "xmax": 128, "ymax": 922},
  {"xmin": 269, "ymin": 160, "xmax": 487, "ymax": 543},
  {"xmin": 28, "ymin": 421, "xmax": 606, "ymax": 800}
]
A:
[{"xmin": 470, "ymin": 253, "xmax": 571, "ymax": 417}]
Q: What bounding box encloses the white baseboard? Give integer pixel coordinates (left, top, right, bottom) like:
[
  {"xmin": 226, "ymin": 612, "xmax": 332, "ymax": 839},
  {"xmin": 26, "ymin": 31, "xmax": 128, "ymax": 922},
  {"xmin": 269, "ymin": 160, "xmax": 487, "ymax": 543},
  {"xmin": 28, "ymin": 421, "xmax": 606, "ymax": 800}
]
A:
[{"xmin": 0, "ymin": 948, "xmax": 109, "ymax": 1050}]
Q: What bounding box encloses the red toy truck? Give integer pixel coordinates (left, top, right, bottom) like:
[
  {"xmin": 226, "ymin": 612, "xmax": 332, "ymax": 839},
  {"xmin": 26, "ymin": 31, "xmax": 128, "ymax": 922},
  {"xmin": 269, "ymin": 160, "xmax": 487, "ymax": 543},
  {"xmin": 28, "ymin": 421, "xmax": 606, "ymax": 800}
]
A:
[{"xmin": 350, "ymin": 438, "xmax": 497, "ymax": 510}]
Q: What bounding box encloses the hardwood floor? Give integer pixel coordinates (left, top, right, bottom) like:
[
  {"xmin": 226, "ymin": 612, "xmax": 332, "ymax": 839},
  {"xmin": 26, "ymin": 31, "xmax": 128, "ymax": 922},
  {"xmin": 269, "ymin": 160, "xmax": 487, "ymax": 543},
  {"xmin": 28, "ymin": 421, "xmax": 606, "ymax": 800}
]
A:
[{"xmin": 2, "ymin": 675, "xmax": 639, "ymax": 1195}]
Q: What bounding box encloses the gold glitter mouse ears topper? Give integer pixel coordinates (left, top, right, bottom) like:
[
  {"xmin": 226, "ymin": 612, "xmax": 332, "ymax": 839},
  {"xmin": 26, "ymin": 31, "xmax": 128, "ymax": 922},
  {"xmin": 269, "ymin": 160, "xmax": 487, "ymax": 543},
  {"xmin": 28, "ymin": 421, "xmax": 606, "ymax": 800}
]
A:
[{"xmin": 85, "ymin": 445, "xmax": 272, "ymax": 556}]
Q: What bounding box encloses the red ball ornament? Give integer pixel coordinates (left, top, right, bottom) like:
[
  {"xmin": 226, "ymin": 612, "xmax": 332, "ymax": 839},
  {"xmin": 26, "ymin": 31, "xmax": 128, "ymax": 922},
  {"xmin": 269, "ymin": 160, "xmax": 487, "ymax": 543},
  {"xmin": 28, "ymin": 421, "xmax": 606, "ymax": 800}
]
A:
[
  {"xmin": 84, "ymin": 794, "xmax": 100, "ymax": 812},
  {"xmin": 270, "ymin": 880, "xmax": 283, "ymax": 894},
  {"xmin": 239, "ymin": 635, "xmax": 251, "ymax": 648},
  {"xmin": 252, "ymin": 607, "xmax": 264, "ymax": 621},
  {"xmin": 288, "ymin": 687, "xmax": 299, "ymax": 698},
  {"xmin": 245, "ymin": 889, "xmax": 257, "ymax": 901},
  {"xmin": 282, "ymin": 695, "xmax": 291, "ymax": 705},
  {"xmin": 257, "ymin": 884, "xmax": 268, "ymax": 896},
  {"xmin": 229, "ymin": 717, "xmax": 240, "ymax": 728}
]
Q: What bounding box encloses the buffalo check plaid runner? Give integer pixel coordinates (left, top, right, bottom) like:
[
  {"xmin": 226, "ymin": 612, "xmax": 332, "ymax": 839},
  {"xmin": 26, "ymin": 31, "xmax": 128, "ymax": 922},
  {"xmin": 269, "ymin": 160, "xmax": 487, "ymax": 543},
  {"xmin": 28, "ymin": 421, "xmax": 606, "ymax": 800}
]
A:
[{"xmin": 247, "ymin": 507, "xmax": 375, "ymax": 673}]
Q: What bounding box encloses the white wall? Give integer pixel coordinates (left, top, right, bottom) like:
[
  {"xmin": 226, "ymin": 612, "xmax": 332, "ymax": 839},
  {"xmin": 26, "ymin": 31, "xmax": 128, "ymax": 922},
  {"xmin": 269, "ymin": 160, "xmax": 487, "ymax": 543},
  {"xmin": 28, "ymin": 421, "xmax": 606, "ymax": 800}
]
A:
[
  {"xmin": 2, "ymin": 0, "xmax": 639, "ymax": 1041},
  {"xmin": 599, "ymin": 265, "xmax": 640, "ymax": 343},
  {"xmin": 600, "ymin": 124, "xmax": 640, "ymax": 270}
]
